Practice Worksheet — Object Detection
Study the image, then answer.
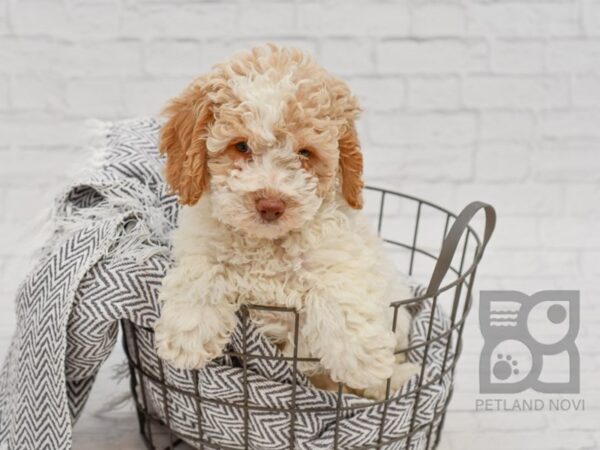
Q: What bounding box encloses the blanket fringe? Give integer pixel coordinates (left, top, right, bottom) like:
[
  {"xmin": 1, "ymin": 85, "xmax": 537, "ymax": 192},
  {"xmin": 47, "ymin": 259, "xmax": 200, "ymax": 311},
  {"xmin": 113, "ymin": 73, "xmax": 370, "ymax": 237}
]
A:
[
  {"xmin": 79, "ymin": 119, "xmax": 113, "ymax": 175},
  {"xmin": 53, "ymin": 193, "xmax": 172, "ymax": 264},
  {"xmin": 45, "ymin": 119, "xmax": 173, "ymax": 264}
]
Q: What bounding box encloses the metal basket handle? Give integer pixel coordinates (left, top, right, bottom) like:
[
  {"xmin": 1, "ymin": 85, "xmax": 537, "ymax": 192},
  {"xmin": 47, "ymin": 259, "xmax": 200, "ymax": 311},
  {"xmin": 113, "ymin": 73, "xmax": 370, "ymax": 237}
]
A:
[{"xmin": 425, "ymin": 201, "xmax": 496, "ymax": 297}]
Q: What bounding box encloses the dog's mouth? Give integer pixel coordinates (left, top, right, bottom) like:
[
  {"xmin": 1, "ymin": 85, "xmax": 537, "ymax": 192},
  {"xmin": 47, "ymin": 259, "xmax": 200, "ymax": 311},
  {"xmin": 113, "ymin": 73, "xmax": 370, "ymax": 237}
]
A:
[
  {"xmin": 253, "ymin": 193, "xmax": 298, "ymax": 224},
  {"xmin": 209, "ymin": 170, "xmax": 324, "ymax": 240},
  {"xmin": 249, "ymin": 195, "xmax": 312, "ymax": 235},
  {"xmin": 219, "ymin": 192, "xmax": 320, "ymax": 239}
]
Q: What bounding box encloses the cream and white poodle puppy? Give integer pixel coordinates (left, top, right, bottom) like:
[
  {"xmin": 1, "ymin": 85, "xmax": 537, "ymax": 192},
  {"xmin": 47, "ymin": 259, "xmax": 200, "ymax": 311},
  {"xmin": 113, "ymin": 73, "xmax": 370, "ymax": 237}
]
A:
[{"xmin": 155, "ymin": 45, "xmax": 419, "ymax": 400}]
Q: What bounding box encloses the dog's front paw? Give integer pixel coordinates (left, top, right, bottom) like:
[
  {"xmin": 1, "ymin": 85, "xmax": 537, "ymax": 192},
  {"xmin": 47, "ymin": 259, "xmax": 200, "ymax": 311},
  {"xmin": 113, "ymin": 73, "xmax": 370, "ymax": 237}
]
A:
[
  {"xmin": 324, "ymin": 334, "xmax": 396, "ymax": 390},
  {"xmin": 154, "ymin": 290, "xmax": 238, "ymax": 370},
  {"xmin": 155, "ymin": 321, "xmax": 229, "ymax": 370},
  {"xmin": 363, "ymin": 362, "xmax": 421, "ymax": 400}
]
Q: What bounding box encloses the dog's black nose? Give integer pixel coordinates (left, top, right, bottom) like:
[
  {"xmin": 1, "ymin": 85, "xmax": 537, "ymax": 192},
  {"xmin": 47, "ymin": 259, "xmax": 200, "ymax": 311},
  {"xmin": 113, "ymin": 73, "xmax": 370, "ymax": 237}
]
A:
[{"xmin": 256, "ymin": 198, "xmax": 286, "ymax": 222}]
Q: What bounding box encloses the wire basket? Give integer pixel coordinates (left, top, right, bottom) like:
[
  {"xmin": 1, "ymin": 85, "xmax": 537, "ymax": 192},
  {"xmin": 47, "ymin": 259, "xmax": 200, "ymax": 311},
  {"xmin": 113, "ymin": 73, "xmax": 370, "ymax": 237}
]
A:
[{"xmin": 121, "ymin": 186, "xmax": 496, "ymax": 450}]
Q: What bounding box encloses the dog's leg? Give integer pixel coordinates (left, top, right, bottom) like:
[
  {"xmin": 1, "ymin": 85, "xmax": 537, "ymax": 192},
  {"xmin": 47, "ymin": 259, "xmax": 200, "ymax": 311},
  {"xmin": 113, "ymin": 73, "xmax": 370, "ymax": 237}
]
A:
[
  {"xmin": 359, "ymin": 305, "xmax": 421, "ymax": 400},
  {"xmin": 362, "ymin": 313, "xmax": 421, "ymax": 401},
  {"xmin": 155, "ymin": 258, "xmax": 238, "ymax": 370},
  {"xmin": 303, "ymin": 286, "xmax": 397, "ymax": 391}
]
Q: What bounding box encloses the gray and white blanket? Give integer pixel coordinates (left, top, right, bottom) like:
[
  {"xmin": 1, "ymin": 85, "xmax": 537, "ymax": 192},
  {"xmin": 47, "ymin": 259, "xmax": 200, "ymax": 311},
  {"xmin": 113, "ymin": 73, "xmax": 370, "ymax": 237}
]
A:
[{"xmin": 0, "ymin": 118, "xmax": 453, "ymax": 450}]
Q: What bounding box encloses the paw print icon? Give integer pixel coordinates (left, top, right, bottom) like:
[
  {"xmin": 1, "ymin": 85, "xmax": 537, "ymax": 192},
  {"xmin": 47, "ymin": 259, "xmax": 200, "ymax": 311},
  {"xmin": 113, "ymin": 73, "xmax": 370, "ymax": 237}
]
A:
[{"xmin": 479, "ymin": 290, "xmax": 580, "ymax": 394}]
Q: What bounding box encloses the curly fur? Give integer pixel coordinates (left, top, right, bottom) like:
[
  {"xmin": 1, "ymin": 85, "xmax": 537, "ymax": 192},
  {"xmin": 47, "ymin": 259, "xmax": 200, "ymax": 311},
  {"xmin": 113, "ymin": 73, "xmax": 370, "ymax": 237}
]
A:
[{"xmin": 155, "ymin": 45, "xmax": 419, "ymax": 399}]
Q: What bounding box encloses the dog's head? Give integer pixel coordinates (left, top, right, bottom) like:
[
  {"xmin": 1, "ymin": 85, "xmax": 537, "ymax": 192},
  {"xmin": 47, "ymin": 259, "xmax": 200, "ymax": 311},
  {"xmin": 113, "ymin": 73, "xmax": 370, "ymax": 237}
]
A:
[{"xmin": 160, "ymin": 45, "xmax": 363, "ymax": 239}]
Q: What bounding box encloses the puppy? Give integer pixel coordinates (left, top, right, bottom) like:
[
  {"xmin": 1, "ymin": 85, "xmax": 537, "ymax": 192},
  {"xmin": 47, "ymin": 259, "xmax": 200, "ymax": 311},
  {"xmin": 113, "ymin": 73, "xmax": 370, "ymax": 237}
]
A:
[{"xmin": 155, "ymin": 45, "xmax": 419, "ymax": 400}]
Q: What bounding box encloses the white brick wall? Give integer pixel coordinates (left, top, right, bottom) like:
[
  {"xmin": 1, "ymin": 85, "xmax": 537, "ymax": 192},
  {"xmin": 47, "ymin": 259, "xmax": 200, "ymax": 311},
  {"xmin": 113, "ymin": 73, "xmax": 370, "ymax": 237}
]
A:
[{"xmin": 1, "ymin": 1, "xmax": 599, "ymax": 449}]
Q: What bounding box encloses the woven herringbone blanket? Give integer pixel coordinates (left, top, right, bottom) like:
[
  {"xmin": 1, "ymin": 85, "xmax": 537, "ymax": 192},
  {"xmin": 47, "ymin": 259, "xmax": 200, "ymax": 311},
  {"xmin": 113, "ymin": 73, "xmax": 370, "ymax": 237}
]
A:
[{"xmin": 0, "ymin": 118, "xmax": 453, "ymax": 450}]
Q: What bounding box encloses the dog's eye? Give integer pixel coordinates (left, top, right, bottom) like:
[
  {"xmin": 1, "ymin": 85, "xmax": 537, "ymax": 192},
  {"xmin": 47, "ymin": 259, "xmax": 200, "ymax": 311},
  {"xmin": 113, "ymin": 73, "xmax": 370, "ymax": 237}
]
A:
[
  {"xmin": 235, "ymin": 141, "xmax": 251, "ymax": 153},
  {"xmin": 298, "ymin": 148, "xmax": 311, "ymax": 158}
]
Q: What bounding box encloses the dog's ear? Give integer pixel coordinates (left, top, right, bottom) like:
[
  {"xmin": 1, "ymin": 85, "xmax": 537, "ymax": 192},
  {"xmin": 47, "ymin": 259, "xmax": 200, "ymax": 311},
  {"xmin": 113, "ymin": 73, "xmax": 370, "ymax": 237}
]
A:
[
  {"xmin": 331, "ymin": 77, "xmax": 364, "ymax": 210},
  {"xmin": 338, "ymin": 121, "xmax": 364, "ymax": 209},
  {"xmin": 160, "ymin": 81, "xmax": 213, "ymax": 205}
]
